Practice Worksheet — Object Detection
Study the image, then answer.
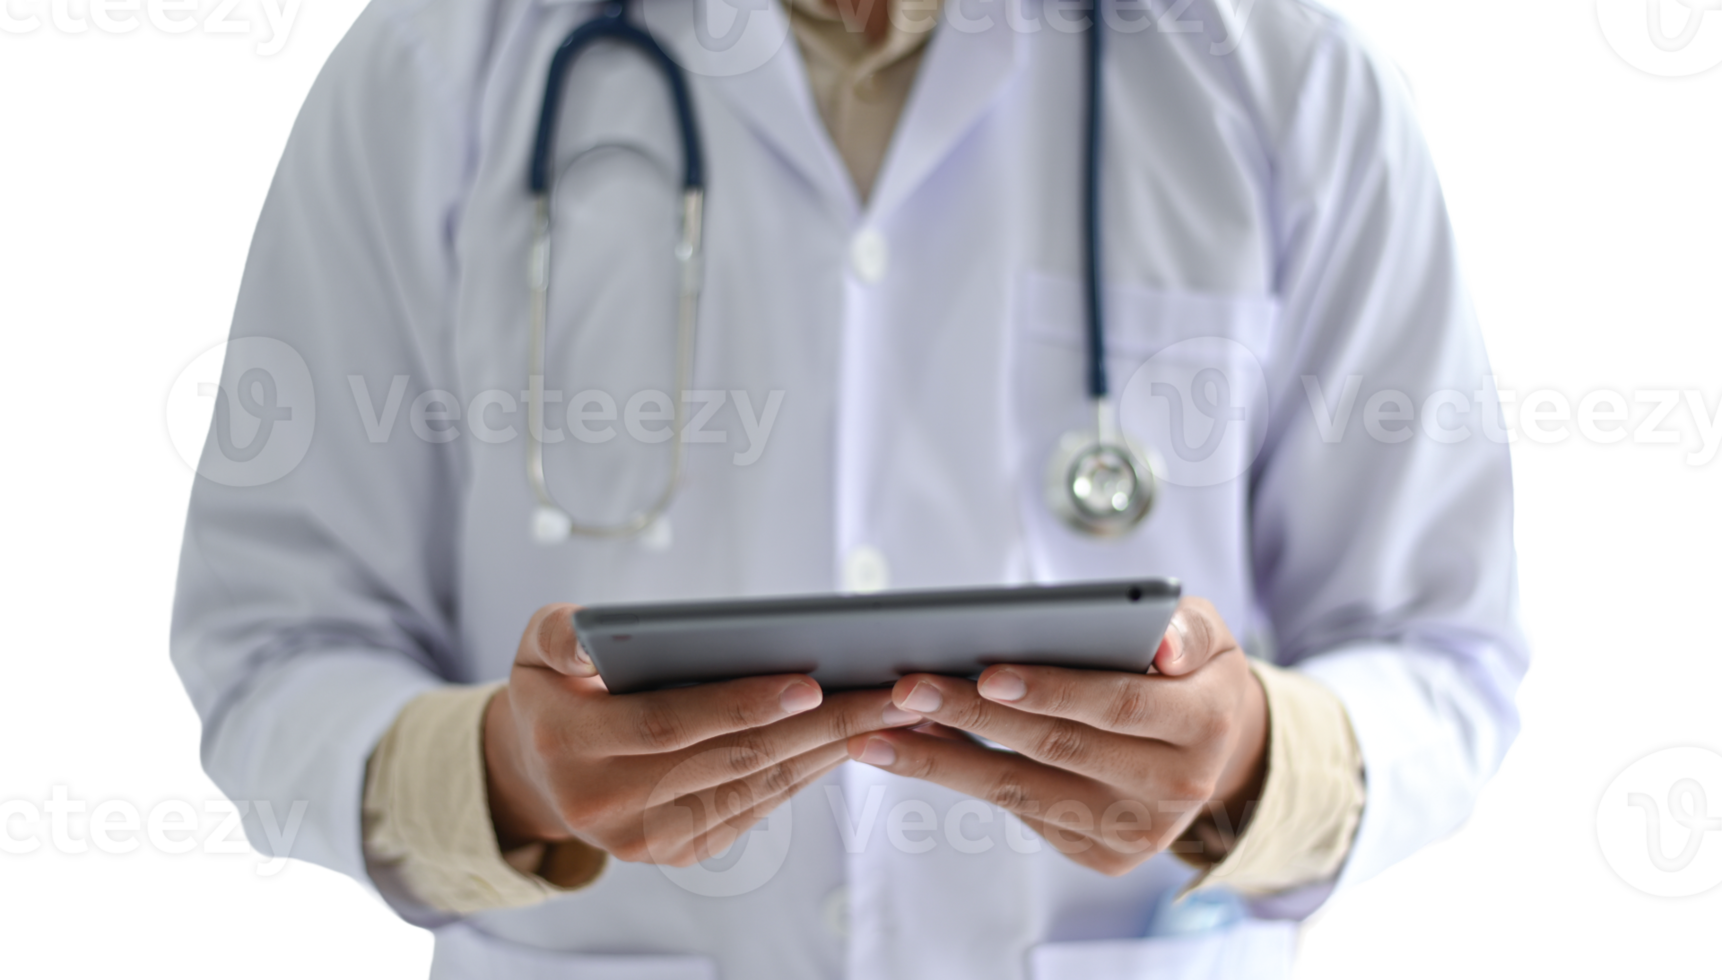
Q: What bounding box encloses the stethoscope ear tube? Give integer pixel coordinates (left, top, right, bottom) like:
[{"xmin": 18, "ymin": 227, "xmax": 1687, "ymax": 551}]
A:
[
  {"xmin": 529, "ymin": 0, "xmax": 704, "ymax": 197},
  {"xmin": 526, "ymin": 0, "xmax": 1148, "ymax": 542},
  {"xmin": 1081, "ymin": 3, "xmax": 1108, "ymax": 404},
  {"xmin": 525, "ymin": 0, "xmax": 706, "ymax": 543}
]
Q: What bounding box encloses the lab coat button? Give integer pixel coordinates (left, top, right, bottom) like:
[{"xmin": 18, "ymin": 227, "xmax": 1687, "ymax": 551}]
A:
[
  {"xmin": 850, "ymin": 229, "xmax": 888, "ymax": 284},
  {"xmin": 843, "ymin": 546, "xmax": 890, "ymax": 593}
]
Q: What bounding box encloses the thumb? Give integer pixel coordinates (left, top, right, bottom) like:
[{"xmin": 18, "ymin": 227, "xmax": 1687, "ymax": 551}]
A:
[
  {"xmin": 518, "ymin": 603, "xmax": 600, "ymax": 678},
  {"xmin": 1153, "ymin": 599, "xmax": 1232, "ymax": 677}
]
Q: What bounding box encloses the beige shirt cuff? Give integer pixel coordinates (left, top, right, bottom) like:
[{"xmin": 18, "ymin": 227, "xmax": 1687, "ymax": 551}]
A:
[
  {"xmin": 362, "ymin": 682, "xmax": 606, "ymax": 915},
  {"xmin": 1177, "ymin": 659, "xmax": 1366, "ymax": 896}
]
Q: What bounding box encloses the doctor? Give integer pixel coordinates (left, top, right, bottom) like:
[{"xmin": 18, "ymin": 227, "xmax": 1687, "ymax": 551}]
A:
[{"xmin": 171, "ymin": 0, "xmax": 1526, "ymax": 976}]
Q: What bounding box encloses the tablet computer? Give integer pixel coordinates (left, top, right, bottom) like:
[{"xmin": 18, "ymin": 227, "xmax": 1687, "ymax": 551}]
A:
[{"xmin": 573, "ymin": 578, "xmax": 1181, "ymax": 694}]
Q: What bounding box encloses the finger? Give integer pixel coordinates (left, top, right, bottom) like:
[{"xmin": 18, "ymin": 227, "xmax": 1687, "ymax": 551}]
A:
[
  {"xmin": 964, "ymin": 661, "xmax": 1232, "ymax": 744},
  {"xmin": 902, "ymin": 671, "xmax": 1213, "ymax": 746},
  {"xmin": 849, "ymin": 712, "xmax": 1200, "ymax": 878},
  {"xmin": 898, "ymin": 673, "xmax": 1199, "ymax": 783},
  {"xmin": 1013, "ymin": 812, "xmax": 1098, "ymax": 857},
  {"xmin": 645, "ymin": 741, "xmax": 851, "ymax": 841},
  {"xmin": 580, "ymin": 672, "xmax": 837, "ymax": 756},
  {"xmin": 1013, "ymin": 810, "xmax": 1174, "ymax": 875},
  {"xmin": 643, "ymin": 690, "xmax": 921, "ymax": 794},
  {"xmin": 845, "ymin": 728, "xmax": 1110, "ymax": 823},
  {"xmin": 662, "ymin": 757, "xmax": 846, "ymax": 867},
  {"xmin": 907, "ymin": 721, "xmax": 974, "ymax": 742},
  {"xmin": 517, "ymin": 603, "xmax": 598, "ymax": 677},
  {"xmin": 1153, "ymin": 598, "xmax": 1238, "ymax": 678}
]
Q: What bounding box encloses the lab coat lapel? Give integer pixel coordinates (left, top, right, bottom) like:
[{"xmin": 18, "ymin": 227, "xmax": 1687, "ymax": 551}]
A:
[
  {"xmin": 865, "ymin": 0, "xmax": 1021, "ymax": 221},
  {"xmin": 690, "ymin": 1, "xmax": 861, "ymax": 217}
]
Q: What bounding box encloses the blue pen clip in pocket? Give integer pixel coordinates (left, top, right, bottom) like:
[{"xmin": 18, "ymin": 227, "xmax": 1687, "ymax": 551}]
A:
[{"xmin": 1144, "ymin": 886, "xmax": 1246, "ymax": 939}]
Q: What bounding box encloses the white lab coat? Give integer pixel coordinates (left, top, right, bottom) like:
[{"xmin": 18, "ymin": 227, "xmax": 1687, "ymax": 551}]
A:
[{"xmin": 171, "ymin": 0, "xmax": 1527, "ymax": 976}]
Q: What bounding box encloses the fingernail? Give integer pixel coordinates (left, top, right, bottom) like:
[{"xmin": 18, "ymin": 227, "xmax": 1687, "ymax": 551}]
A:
[
  {"xmin": 780, "ymin": 682, "xmax": 822, "ymax": 714},
  {"xmin": 856, "ymin": 737, "xmax": 896, "ymax": 767},
  {"xmin": 900, "ymin": 682, "xmax": 942, "ymax": 714},
  {"xmin": 1166, "ymin": 619, "xmax": 1186, "ymax": 666},
  {"xmin": 881, "ymin": 705, "xmax": 922, "ymax": 726},
  {"xmin": 572, "ymin": 644, "xmax": 596, "ymax": 674},
  {"xmin": 978, "ymin": 670, "xmax": 1026, "ymax": 702}
]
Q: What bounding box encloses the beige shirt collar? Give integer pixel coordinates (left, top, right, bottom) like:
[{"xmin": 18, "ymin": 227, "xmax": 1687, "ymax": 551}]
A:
[{"xmin": 785, "ymin": 0, "xmax": 941, "ymax": 79}]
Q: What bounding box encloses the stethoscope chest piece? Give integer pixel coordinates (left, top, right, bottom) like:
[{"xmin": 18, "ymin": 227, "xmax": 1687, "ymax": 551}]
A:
[{"xmin": 1045, "ymin": 424, "xmax": 1157, "ymax": 538}]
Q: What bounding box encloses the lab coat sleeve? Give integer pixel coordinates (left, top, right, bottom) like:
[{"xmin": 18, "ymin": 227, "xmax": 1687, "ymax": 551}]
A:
[
  {"xmin": 1245, "ymin": 19, "xmax": 1528, "ymax": 902},
  {"xmin": 170, "ymin": 0, "xmax": 484, "ymax": 889}
]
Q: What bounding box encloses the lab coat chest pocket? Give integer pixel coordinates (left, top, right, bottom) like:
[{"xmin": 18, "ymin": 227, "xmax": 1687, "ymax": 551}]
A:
[
  {"xmin": 1027, "ymin": 920, "xmax": 1297, "ymax": 980},
  {"xmin": 1010, "ymin": 273, "xmax": 1279, "ymax": 592}
]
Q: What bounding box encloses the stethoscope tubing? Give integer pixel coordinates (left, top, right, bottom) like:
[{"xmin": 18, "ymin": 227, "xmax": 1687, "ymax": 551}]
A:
[
  {"xmin": 530, "ymin": 0, "xmax": 704, "ymax": 196},
  {"xmin": 525, "ymin": 0, "xmax": 1150, "ymax": 541},
  {"xmin": 525, "ymin": 0, "xmax": 706, "ymax": 540},
  {"xmin": 1082, "ymin": 10, "xmax": 1108, "ymax": 402}
]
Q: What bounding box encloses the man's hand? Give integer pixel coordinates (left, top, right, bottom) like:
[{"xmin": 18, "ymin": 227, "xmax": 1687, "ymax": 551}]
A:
[
  {"xmin": 485, "ymin": 603, "xmax": 923, "ymax": 866},
  {"xmin": 843, "ymin": 598, "xmax": 1267, "ymax": 875}
]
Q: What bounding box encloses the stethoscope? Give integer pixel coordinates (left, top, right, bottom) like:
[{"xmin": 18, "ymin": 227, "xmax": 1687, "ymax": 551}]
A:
[{"xmin": 525, "ymin": 0, "xmax": 1156, "ymax": 544}]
